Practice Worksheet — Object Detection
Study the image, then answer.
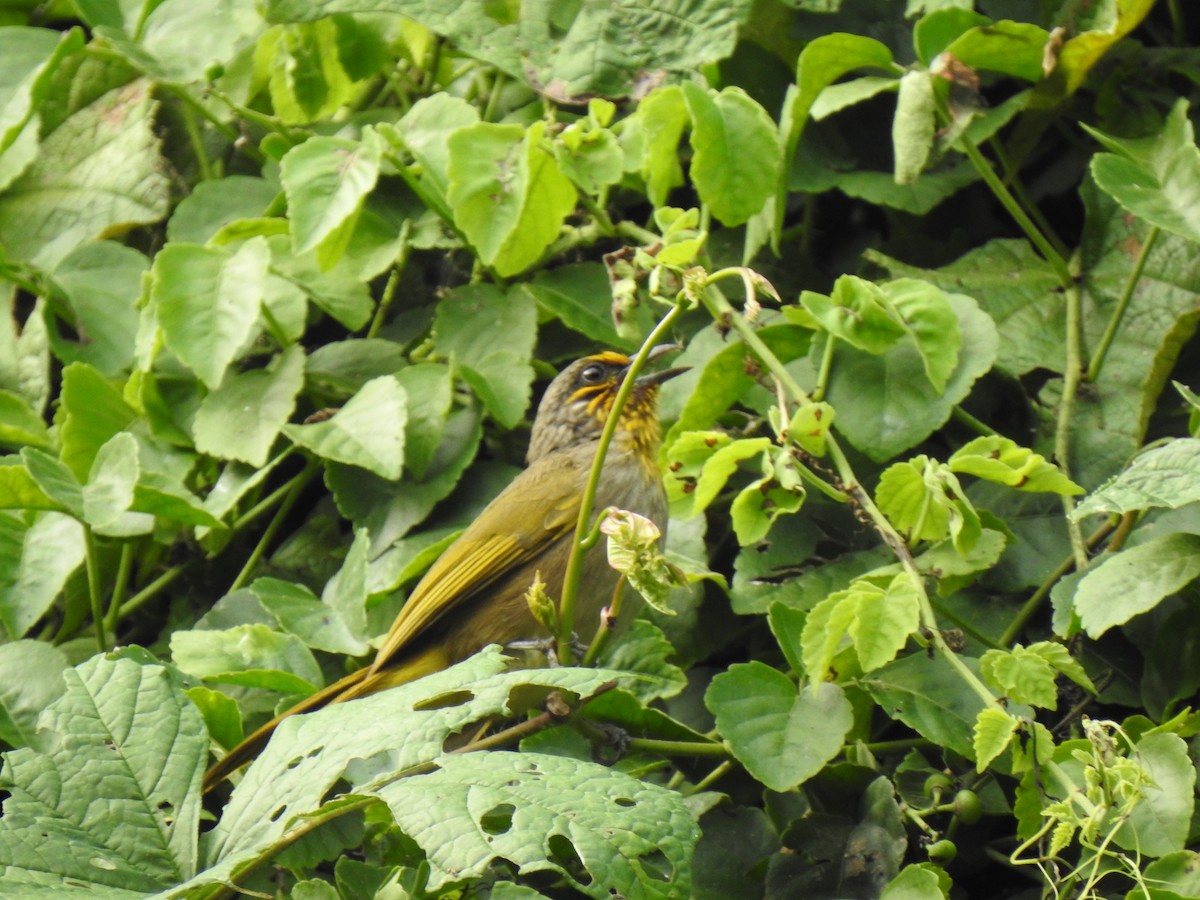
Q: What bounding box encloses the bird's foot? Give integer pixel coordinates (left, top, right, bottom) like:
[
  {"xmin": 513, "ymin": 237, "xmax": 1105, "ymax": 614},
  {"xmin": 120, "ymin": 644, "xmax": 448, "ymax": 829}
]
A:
[{"xmin": 503, "ymin": 634, "xmax": 588, "ymax": 667}]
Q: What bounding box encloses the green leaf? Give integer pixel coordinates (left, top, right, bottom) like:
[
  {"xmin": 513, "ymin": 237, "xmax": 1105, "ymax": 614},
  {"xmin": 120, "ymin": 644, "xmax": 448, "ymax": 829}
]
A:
[
  {"xmin": 798, "ymin": 274, "xmax": 906, "ymax": 353},
  {"xmin": 706, "ymin": 662, "xmax": 852, "ymax": 792},
  {"xmin": 1072, "ymin": 533, "xmax": 1200, "ymax": 639},
  {"xmin": 170, "ymin": 623, "xmax": 323, "ymax": 694},
  {"xmin": 281, "ymin": 132, "xmax": 381, "ymax": 258},
  {"xmin": 433, "ymin": 283, "xmax": 537, "ymax": 429},
  {"xmin": 0, "ymin": 462, "xmax": 58, "ymax": 511},
  {"xmin": 0, "ymin": 655, "xmax": 205, "ymax": 891},
  {"xmin": 788, "ymin": 401, "xmax": 834, "ymax": 457},
  {"xmin": 802, "ymin": 575, "xmax": 920, "ymax": 677},
  {"xmin": 862, "ymin": 653, "xmax": 988, "ymax": 761},
  {"xmin": 321, "ymin": 528, "xmax": 371, "ymax": 648},
  {"xmin": 386, "ymin": 93, "xmax": 479, "ymax": 203},
  {"xmin": 827, "ymin": 293, "xmax": 998, "ymax": 461},
  {"xmin": 730, "ymin": 457, "xmax": 806, "ymax": 545},
  {"xmin": 185, "ymin": 685, "xmax": 243, "ymax": 752},
  {"xmin": 285, "ymin": 375, "xmax": 406, "ymax": 479},
  {"xmin": 82, "ymin": 432, "xmax": 152, "ymax": 536},
  {"xmin": 0, "ymin": 79, "xmax": 168, "ymax": 267},
  {"xmin": 21, "ymin": 448, "xmax": 83, "ymax": 517},
  {"xmin": 980, "ymin": 646, "xmax": 1058, "ymax": 709},
  {"xmin": 394, "ymin": 363, "xmax": 452, "ymax": 479},
  {"xmin": 1135, "ymin": 851, "xmax": 1200, "ymax": 899},
  {"xmin": 886, "ymin": 278, "xmax": 960, "ymax": 394},
  {"xmin": 0, "ymin": 640, "xmax": 67, "ymax": 750},
  {"xmin": 810, "ymin": 75, "xmax": 898, "ymax": 120},
  {"xmin": 197, "ymin": 654, "xmax": 624, "ymax": 872},
  {"xmin": 629, "ymin": 85, "xmax": 688, "ymax": 206},
  {"xmin": 1024, "ymin": 641, "xmax": 1095, "ymax": 693},
  {"xmin": 270, "ymin": 0, "xmax": 751, "ymax": 100},
  {"xmin": 447, "ymin": 120, "xmax": 576, "ymax": 277},
  {"xmin": 867, "ymin": 239, "xmax": 1063, "ymax": 376},
  {"xmin": 152, "ymin": 238, "xmax": 269, "ymax": 390},
  {"xmin": 134, "ymin": 0, "xmax": 265, "ymax": 83},
  {"xmin": 880, "ymin": 863, "xmax": 950, "ymax": 900},
  {"xmin": 383, "ymin": 750, "xmax": 697, "ymax": 896},
  {"xmin": 251, "ymin": 577, "xmax": 369, "ymax": 657},
  {"xmin": 0, "ymin": 511, "xmax": 86, "ymax": 639},
  {"xmin": 167, "ymin": 175, "xmax": 278, "ymax": 244},
  {"xmin": 1072, "ymin": 438, "xmax": 1200, "ymax": 519},
  {"xmin": 48, "ymin": 241, "xmax": 146, "ymax": 377},
  {"xmin": 682, "ymin": 84, "xmax": 781, "ymax": 227},
  {"xmin": 943, "ymin": 20, "xmax": 1050, "ymax": 82},
  {"xmin": 522, "ymin": 263, "xmax": 631, "ymax": 350},
  {"xmin": 58, "ymin": 362, "xmax": 137, "ymax": 481},
  {"xmin": 950, "ymin": 436, "xmax": 1083, "ymax": 495},
  {"xmin": 1115, "ymin": 732, "xmax": 1195, "ymax": 857},
  {"xmin": 0, "ymin": 390, "xmax": 49, "ymax": 450},
  {"xmin": 892, "ymin": 70, "xmax": 935, "ymax": 185},
  {"xmin": 1085, "ymin": 99, "xmax": 1200, "ymax": 244},
  {"xmin": 972, "ymin": 708, "xmax": 1019, "ymax": 773},
  {"xmin": 193, "ymin": 343, "xmax": 306, "ymax": 468}
]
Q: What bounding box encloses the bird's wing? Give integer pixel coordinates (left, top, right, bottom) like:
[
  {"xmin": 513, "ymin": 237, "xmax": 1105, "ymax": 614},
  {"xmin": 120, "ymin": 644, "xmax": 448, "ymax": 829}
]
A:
[{"xmin": 367, "ymin": 457, "xmax": 584, "ymax": 674}]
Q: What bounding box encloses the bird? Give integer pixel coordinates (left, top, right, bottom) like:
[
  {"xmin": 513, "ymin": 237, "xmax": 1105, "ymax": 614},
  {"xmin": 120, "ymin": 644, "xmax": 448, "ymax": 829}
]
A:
[{"xmin": 203, "ymin": 349, "xmax": 685, "ymax": 792}]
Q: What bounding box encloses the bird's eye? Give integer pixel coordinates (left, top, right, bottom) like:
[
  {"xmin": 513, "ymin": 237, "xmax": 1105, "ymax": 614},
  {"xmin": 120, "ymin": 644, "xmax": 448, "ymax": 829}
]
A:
[{"xmin": 580, "ymin": 364, "xmax": 605, "ymax": 385}]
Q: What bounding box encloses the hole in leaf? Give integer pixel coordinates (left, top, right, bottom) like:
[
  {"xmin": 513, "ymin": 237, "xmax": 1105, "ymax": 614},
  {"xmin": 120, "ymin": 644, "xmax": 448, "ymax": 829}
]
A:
[
  {"xmin": 637, "ymin": 848, "xmax": 674, "ymax": 883},
  {"xmin": 268, "ymin": 805, "xmax": 287, "ymax": 822},
  {"xmin": 156, "ymin": 799, "xmax": 175, "ymax": 826},
  {"xmin": 413, "ymin": 689, "xmax": 474, "ymax": 712},
  {"xmin": 547, "ymin": 833, "xmax": 591, "ymax": 886},
  {"xmin": 613, "ymin": 796, "xmax": 636, "ymax": 808},
  {"xmin": 479, "ymin": 803, "xmax": 515, "ymax": 835}
]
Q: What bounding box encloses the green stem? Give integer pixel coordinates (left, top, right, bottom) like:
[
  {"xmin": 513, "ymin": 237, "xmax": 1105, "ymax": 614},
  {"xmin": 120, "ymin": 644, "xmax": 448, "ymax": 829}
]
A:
[
  {"xmin": 625, "ymin": 737, "xmax": 729, "ymax": 757},
  {"xmin": 366, "ymin": 222, "xmax": 412, "ymax": 339},
  {"xmin": 577, "ymin": 192, "xmax": 616, "ymax": 236},
  {"xmin": 687, "ymin": 759, "xmax": 736, "ymax": 794},
  {"xmin": 958, "ymin": 137, "xmax": 1073, "ymax": 288},
  {"xmin": 1057, "ymin": 277, "xmax": 1090, "ymax": 571},
  {"xmin": 555, "ymin": 301, "xmax": 688, "ymax": 662},
  {"xmin": 228, "ymin": 460, "xmax": 320, "ymax": 593},
  {"xmin": 104, "ymin": 541, "xmax": 135, "ymax": 637},
  {"xmin": 1167, "ymin": 0, "xmax": 1185, "ymax": 46},
  {"xmin": 180, "ymin": 103, "xmax": 215, "ymax": 181},
  {"xmin": 84, "ymin": 530, "xmax": 106, "ymax": 651},
  {"xmin": 951, "ymin": 405, "xmax": 998, "ymax": 437},
  {"xmin": 158, "ymin": 83, "xmax": 265, "ymax": 164},
  {"xmin": 1087, "ymin": 226, "xmax": 1158, "ymax": 382},
  {"xmin": 615, "ymin": 220, "xmax": 661, "ymax": 246},
  {"xmin": 482, "ymin": 70, "xmax": 506, "ymax": 122},
  {"xmin": 812, "ymin": 334, "xmax": 835, "ymax": 402},
  {"xmin": 860, "ymin": 736, "xmax": 933, "ymax": 755},
  {"xmin": 118, "ymin": 565, "xmax": 187, "ymax": 620}
]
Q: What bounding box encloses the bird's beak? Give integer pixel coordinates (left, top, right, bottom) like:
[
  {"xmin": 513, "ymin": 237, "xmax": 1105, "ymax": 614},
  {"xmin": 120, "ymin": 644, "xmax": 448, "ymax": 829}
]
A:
[{"xmin": 633, "ymin": 344, "xmax": 689, "ymax": 387}]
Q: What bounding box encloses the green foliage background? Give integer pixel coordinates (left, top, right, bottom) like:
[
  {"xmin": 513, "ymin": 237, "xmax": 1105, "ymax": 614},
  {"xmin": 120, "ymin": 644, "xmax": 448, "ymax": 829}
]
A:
[{"xmin": 0, "ymin": 0, "xmax": 1199, "ymax": 897}]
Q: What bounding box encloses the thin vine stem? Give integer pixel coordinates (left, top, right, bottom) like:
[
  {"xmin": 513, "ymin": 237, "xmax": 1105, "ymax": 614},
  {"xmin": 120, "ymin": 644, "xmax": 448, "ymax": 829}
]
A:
[
  {"xmin": 104, "ymin": 541, "xmax": 136, "ymax": 637},
  {"xmin": 366, "ymin": 222, "xmax": 412, "ymax": 340},
  {"xmin": 957, "ymin": 137, "xmax": 1073, "ymax": 288},
  {"xmin": 1057, "ymin": 278, "xmax": 1090, "ymax": 571},
  {"xmin": 555, "ymin": 300, "xmax": 688, "ymax": 663},
  {"xmin": 84, "ymin": 530, "xmax": 106, "ymax": 651},
  {"xmin": 228, "ymin": 459, "xmax": 321, "ymax": 594},
  {"xmin": 1087, "ymin": 226, "xmax": 1159, "ymax": 382},
  {"xmin": 118, "ymin": 565, "xmax": 186, "ymax": 619}
]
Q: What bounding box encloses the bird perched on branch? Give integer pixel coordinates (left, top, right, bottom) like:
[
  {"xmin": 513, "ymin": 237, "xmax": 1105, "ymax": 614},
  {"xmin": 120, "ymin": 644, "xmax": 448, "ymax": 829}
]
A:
[{"xmin": 203, "ymin": 349, "xmax": 685, "ymax": 792}]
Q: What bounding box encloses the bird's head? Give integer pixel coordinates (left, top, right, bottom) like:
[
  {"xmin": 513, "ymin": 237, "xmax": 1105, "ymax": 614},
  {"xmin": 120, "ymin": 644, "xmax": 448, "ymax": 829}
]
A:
[{"xmin": 527, "ymin": 349, "xmax": 687, "ymax": 463}]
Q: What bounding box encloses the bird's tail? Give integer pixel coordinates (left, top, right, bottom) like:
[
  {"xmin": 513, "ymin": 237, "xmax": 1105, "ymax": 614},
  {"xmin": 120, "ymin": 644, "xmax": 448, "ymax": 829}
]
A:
[
  {"xmin": 202, "ymin": 666, "xmax": 370, "ymax": 794},
  {"xmin": 202, "ymin": 644, "xmax": 451, "ymax": 794}
]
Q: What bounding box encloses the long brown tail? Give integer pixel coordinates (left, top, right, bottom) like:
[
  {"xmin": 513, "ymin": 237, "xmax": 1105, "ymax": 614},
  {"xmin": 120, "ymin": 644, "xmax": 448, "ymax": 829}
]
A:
[
  {"xmin": 202, "ymin": 644, "xmax": 452, "ymax": 793},
  {"xmin": 202, "ymin": 666, "xmax": 370, "ymax": 793}
]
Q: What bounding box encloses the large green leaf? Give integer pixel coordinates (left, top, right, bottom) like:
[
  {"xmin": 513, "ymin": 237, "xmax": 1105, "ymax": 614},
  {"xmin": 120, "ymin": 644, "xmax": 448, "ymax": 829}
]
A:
[
  {"xmin": 280, "ymin": 132, "xmax": 382, "ymax": 259},
  {"xmin": 1072, "ymin": 438, "xmax": 1200, "ymax": 519},
  {"xmin": 152, "ymin": 238, "xmax": 270, "ymax": 390},
  {"xmin": 683, "ymin": 84, "xmax": 781, "ymax": 227},
  {"xmin": 1085, "ymin": 100, "xmax": 1200, "ymax": 244},
  {"xmin": 826, "ymin": 293, "xmax": 997, "ymax": 461},
  {"xmin": 0, "ymin": 655, "xmax": 206, "ymax": 892},
  {"xmin": 1072, "ymin": 533, "xmax": 1200, "ymax": 639},
  {"xmin": 284, "ymin": 375, "xmax": 406, "ymax": 479},
  {"xmin": 382, "ymin": 751, "xmax": 698, "ymax": 897},
  {"xmin": 706, "ymin": 662, "xmax": 852, "ymax": 792},
  {"xmin": 268, "ymin": 0, "xmax": 752, "ymax": 99},
  {"xmin": 0, "ymin": 511, "xmax": 85, "ymax": 639},
  {"xmin": 0, "ymin": 79, "xmax": 168, "ymax": 268},
  {"xmin": 447, "ymin": 120, "xmax": 575, "ymax": 277}
]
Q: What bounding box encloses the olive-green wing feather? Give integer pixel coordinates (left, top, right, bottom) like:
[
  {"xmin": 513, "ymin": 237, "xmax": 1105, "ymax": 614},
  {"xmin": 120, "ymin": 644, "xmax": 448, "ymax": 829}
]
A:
[{"xmin": 367, "ymin": 456, "xmax": 584, "ymax": 675}]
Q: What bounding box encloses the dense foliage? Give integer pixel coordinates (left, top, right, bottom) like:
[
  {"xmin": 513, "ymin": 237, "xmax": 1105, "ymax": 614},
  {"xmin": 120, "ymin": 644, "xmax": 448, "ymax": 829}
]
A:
[{"xmin": 0, "ymin": 0, "xmax": 1198, "ymax": 897}]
